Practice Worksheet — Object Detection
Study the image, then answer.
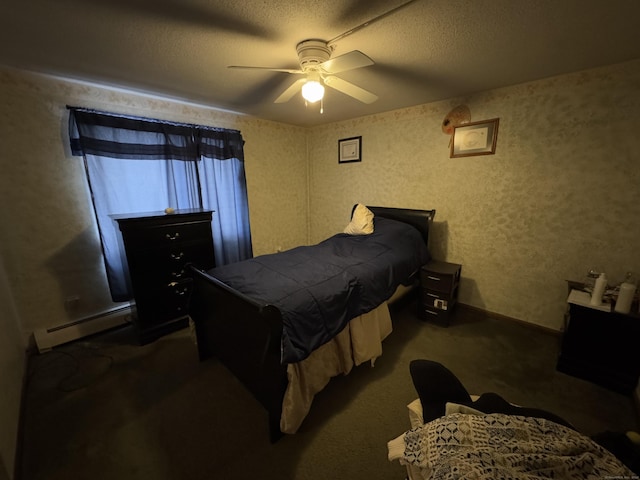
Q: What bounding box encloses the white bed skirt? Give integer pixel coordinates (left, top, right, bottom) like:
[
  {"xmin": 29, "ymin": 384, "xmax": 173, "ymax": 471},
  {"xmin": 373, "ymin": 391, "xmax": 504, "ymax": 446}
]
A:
[{"xmin": 280, "ymin": 301, "xmax": 393, "ymax": 434}]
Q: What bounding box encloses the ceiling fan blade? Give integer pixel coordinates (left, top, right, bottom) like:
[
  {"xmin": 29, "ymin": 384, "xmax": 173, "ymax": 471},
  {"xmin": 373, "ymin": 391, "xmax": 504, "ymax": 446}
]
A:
[
  {"xmin": 324, "ymin": 76, "xmax": 378, "ymax": 104},
  {"xmin": 320, "ymin": 50, "xmax": 374, "ymax": 74},
  {"xmin": 274, "ymin": 78, "xmax": 307, "ymax": 103},
  {"xmin": 228, "ymin": 65, "xmax": 304, "ymax": 74},
  {"xmin": 328, "ymin": 0, "xmax": 420, "ymax": 45}
]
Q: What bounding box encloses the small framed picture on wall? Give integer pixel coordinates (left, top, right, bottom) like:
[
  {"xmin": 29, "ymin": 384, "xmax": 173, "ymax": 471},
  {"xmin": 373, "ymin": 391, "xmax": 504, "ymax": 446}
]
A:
[
  {"xmin": 338, "ymin": 136, "xmax": 362, "ymax": 163},
  {"xmin": 450, "ymin": 118, "xmax": 499, "ymax": 158}
]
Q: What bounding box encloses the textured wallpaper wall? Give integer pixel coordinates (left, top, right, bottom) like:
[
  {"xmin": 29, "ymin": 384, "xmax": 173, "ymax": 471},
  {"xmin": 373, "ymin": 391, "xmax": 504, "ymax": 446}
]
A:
[
  {"xmin": 1, "ymin": 60, "xmax": 639, "ymax": 337},
  {"xmin": 0, "ymin": 67, "xmax": 308, "ymax": 334},
  {"xmin": 307, "ymin": 60, "xmax": 640, "ymax": 331}
]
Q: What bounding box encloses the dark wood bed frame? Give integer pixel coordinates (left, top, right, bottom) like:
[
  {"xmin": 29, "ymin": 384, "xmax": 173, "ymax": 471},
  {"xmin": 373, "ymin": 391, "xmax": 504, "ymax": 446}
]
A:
[{"xmin": 188, "ymin": 206, "xmax": 436, "ymax": 442}]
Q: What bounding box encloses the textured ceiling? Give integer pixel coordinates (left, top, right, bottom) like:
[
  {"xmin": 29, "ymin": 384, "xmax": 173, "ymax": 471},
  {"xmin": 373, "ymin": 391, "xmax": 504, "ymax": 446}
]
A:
[{"xmin": 1, "ymin": 0, "xmax": 639, "ymax": 127}]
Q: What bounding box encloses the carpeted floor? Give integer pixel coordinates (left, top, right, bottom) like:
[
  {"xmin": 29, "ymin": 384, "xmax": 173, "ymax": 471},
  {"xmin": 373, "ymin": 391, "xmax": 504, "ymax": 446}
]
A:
[{"xmin": 20, "ymin": 301, "xmax": 638, "ymax": 480}]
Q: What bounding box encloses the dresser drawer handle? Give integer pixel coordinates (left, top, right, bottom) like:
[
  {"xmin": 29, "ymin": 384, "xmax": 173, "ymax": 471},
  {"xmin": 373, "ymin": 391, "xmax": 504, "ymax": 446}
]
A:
[
  {"xmin": 165, "ymin": 232, "xmax": 181, "ymax": 241},
  {"xmin": 170, "ymin": 252, "xmax": 185, "ymax": 260},
  {"xmin": 427, "ymin": 292, "xmax": 440, "ymax": 298},
  {"xmin": 168, "ymin": 282, "xmax": 189, "ymax": 296},
  {"xmin": 171, "ymin": 269, "xmax": 185, "ymax": 278},
  {"xmin": 427, "ymin": 276, "xmax": 441, "ymax": 281}
]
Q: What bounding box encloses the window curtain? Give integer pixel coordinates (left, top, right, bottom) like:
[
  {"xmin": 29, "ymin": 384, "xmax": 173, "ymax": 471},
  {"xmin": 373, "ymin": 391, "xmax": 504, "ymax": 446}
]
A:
[
  {"xmin": 69, "ymin": 107, "xmax": 252, "ymax": 302},
  {"xmin": 198, "ymin": 128, "xmax": 253, "ymax": 263}
]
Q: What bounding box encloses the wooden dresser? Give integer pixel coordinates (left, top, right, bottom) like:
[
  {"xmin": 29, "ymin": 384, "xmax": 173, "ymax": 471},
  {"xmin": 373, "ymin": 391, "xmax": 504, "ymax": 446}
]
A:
[{"xmin": 113, "ymin": 209, "xmax": 215, "ymax": 344}]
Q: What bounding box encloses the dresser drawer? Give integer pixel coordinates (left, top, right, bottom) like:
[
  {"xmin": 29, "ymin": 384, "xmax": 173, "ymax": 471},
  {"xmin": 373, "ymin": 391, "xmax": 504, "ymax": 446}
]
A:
[
  {"xmin": 134, "ymin": 279, "xmax": 193, "ymax": 327},
  {"xmin": 121, "ymin": 220, "xmax": 213, "ymax": 251},
  {"xmin": 127, "ymin": 240, "xmax": 215, "ymax": 287}
]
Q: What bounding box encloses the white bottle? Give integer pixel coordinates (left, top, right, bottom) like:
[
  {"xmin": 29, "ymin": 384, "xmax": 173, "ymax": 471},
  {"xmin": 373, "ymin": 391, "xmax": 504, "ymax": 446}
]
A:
[
  {"xmin": 590, "ymin": 273, "xmax": 607, "ymax": 306},
  {"xmin": 615, "ymin": 281, "xmax": 636, "ymax": 314}
]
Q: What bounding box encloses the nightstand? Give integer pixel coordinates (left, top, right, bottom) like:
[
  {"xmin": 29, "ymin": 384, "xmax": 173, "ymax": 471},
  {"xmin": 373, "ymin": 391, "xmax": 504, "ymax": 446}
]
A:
[
  {"xmin": 556, "ymin": 280, "xmax": 640, "ymax": 394},
  {"xmin": 418, "ymin": 260, "xmax": 462, "ymax": 326}
]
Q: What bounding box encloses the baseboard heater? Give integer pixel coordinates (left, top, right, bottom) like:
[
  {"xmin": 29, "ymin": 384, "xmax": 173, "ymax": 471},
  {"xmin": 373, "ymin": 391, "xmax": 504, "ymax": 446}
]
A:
[{"xmin": 34, "ymin": 304, "xmax": 131, "ymax": 353}]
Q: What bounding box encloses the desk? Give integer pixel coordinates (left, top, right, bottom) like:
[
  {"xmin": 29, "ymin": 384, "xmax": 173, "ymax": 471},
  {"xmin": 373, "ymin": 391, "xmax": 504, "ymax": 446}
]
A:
[{"xmin": 556, "ymin": 281, "xmax": 640, "ymax": 394}]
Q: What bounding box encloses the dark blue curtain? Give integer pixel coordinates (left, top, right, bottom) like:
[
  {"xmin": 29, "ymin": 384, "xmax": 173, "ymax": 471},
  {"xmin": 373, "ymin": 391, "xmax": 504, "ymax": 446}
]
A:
[{"xmin": 69, "ymin": 107, "xmax": 252, "ymax": 302}]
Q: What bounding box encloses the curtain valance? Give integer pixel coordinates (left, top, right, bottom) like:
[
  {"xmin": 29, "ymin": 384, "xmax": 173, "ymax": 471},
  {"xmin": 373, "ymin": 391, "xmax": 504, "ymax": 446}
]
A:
[
  {"xmin": 68, "ymin": 107, "xmax": 244, "ymax": 162},
  {"xmin": 198, "ymin": 127, "xmax": 245, "ymax": 161}
]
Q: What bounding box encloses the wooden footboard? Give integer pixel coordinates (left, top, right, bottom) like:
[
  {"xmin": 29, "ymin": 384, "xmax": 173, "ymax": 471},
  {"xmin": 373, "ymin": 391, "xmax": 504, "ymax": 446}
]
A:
[{"xmin": 188, "ymin": 265, "xmax": 288, "ymax": 442}]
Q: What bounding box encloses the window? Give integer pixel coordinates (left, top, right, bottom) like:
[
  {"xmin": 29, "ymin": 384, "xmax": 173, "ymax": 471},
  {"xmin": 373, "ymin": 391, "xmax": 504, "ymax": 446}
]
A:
[{"xmin": 69, "ymin": 107, "xmax": 252, "ymax": 302}]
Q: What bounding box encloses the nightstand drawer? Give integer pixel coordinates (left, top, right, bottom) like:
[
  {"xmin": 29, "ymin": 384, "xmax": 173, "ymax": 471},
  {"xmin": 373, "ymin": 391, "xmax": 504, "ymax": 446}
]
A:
[
  {"xmin": 419, "ymin": 305, "xmax": 452, "ymax": 326},
  {"xmin": 422, "ymin": 272, "xmax": 455, "ymax": 292},
  {"xmin": 421, "ymin": 289, "xmax": 456, "ymax": 311},
  {"xmin": 420, "ymin": 261, "xmax": 461, "ymax": 294}
]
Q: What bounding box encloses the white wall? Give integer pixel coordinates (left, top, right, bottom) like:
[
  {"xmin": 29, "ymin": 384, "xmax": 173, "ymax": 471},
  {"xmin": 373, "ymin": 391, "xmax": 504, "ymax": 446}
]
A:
[{"xmin": 307, "ymin": 60, "xmax": 640, "ymax": 331}]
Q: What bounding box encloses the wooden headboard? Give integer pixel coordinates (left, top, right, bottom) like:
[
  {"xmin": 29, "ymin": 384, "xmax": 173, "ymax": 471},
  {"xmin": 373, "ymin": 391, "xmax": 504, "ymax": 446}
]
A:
[{"xmin": 351, "ymin": 205, "xmax": 436, "ymax": 247}]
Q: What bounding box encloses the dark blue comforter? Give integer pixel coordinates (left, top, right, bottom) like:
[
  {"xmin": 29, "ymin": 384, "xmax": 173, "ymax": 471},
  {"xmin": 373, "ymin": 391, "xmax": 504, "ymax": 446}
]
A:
[{"xmin": 207, "ymin": 217, "xmax": 430, "ymax": 363}]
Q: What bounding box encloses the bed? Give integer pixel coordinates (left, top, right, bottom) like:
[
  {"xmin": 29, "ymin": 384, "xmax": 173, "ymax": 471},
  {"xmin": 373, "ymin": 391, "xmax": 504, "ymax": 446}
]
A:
[{"xmin": 188, "ymin": 205, "xmax": 435, "ymax": 441}]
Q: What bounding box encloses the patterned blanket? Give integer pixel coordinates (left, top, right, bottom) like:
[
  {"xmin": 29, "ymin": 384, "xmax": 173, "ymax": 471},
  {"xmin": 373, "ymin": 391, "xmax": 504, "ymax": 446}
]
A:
[{"xmin": 388, "ymin": 413, "xmax": 634, "ymax": 479}]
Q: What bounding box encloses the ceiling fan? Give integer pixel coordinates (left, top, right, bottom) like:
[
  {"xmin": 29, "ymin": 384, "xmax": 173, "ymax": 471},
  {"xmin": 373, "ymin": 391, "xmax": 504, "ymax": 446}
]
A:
[{"xmin": 227, "ymin": 0, "xmax": 419, "ymax": 108}]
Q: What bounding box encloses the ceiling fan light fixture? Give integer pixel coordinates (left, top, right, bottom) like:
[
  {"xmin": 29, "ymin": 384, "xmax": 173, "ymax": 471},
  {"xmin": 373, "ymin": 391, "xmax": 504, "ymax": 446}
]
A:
[{"xmin": 301, "ymin": 79, "xmax": 324, "ymax": 103}]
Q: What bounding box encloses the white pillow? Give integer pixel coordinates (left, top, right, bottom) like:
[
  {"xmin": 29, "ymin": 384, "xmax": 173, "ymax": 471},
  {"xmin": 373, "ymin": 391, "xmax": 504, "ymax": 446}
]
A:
[
  {"xmin": 445, "ymin": 402, "xmax": 485, "ymax": 416},
  {"xmin": 344, "ymin": 204, "xmax": 374, "ymax": 235}
]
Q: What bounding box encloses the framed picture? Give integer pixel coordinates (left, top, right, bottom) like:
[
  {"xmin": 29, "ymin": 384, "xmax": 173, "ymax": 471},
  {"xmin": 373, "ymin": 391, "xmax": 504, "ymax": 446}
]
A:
[
  {"xmin": 450, "ymin": 118, "xmax": 499, "ymax": 158},
  {"xmin": 338, "ymin": 136, "xmax": 362, "ymax": 163}
]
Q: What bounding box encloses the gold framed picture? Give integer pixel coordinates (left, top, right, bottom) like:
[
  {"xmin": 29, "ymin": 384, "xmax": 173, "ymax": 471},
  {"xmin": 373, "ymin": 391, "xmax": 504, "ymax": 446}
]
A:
[{"xmin": 450, "ymin": 118, "xmax": 499, "ymax": 158}]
